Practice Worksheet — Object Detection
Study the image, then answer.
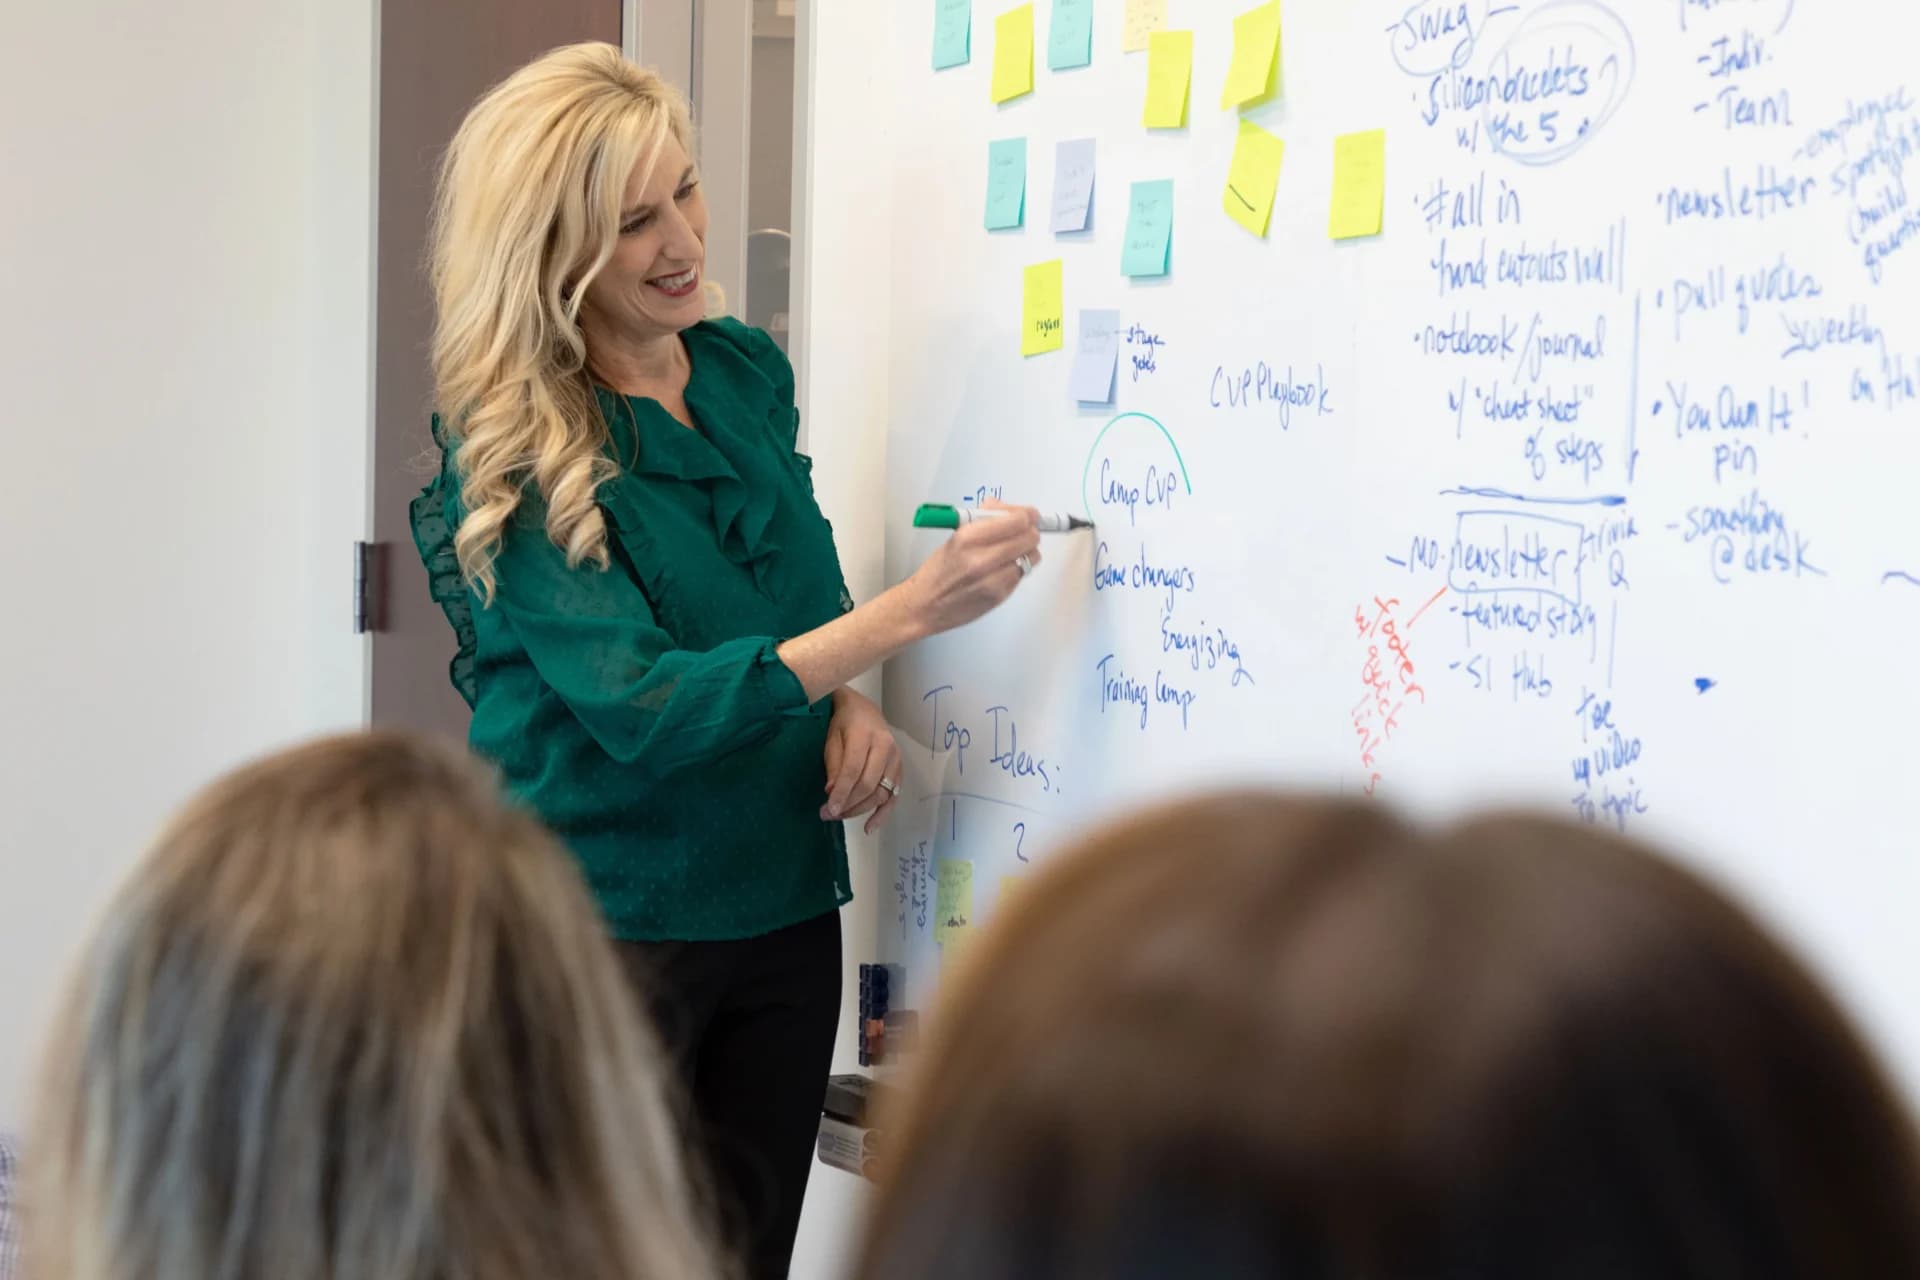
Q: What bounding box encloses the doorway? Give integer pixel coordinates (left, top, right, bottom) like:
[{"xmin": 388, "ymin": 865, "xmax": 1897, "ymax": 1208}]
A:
[
  {"xmin": 369, "ymin": 0, "xmax": 805, "ymax": 736},
  {"xmin": 369, "ymin": 0, "xmax": 624, "ymax": 736}
]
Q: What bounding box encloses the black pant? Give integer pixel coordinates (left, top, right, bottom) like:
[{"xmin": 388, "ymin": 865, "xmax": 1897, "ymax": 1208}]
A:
[{"xmin": 618, "ymin": 910, "xmax": 842, "ymax": 1280}]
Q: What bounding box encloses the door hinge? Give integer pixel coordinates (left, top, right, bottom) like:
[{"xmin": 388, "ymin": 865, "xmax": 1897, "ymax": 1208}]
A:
[{"xmin": 354, "ymin": 541, "xmax": 390, "ymax": 634}]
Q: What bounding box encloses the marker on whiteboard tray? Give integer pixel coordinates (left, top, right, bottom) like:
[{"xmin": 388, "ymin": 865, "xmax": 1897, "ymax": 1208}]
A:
[{"xmin": 913, "ymin": 503, "xmax": 1093, "ymax": 532}]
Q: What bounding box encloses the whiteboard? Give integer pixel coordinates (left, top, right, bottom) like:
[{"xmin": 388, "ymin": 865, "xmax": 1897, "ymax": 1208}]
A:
[{"xmin": 872, "ymin": 0, "xmax": 1920, "ymax": 1097}]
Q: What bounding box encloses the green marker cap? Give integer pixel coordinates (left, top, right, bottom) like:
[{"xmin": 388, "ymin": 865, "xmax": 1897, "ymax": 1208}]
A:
[{"xmin": 912, "ymin": 503, "xmax": 962, "ymax": 529}]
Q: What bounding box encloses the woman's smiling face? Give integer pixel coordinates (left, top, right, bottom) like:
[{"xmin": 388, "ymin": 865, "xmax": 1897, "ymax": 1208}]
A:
[{"xmin": 580, "ymin": 137, "xmax": 708, "ymax": 344}]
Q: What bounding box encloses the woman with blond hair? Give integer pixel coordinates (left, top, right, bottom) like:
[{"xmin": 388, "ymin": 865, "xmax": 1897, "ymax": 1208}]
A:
[
  {"xmin": 410, "ymin": 41, "xmax": 1042, "ymax": 1277},
  {"xmin": 860, "ymin": 795, "xmax": 1920, "ymax": 1279},
  {"xmin": 24, "ymin": 732, "xmax": 720, "ymax": 1280}
]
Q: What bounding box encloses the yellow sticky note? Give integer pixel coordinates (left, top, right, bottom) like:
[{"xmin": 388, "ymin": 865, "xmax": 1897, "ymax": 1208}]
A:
[
  {"xmin": 1224, "ymin": 119, "xmax": 1285, "ymax": 237},
  {"xmin": 1121, "ymin": 0, "xmax": 1167, "ymax": 52},
  {"xmin": 992, "ymin": 4, "xmax": 1035, "ymax": 104},
  {"xmin": 1329, "ymin": 128, "xmax": 1387, "ymax": 239},
  {"xmin": 1221, "ymin": 1, "xmax": 1281, "ymax": 109},
  {"xmin": 1022, "ymin": 259, "xmax": 1065, "ymax": 355},
  {"xmin": 935, "ymin": 860, "xmax": 975, "ymax": 945},
  {"xmin": 1143, "ymin": 30, "xmax": 1192, "ymax": 128}
]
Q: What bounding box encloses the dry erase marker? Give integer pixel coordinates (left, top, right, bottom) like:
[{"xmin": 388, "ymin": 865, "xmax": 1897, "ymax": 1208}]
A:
[{"xmin": 912, "ymin": 503, "xmax": 1092, "ymax": 532}]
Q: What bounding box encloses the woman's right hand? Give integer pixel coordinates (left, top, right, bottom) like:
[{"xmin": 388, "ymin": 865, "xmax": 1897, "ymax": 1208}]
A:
[{"xmin": 903, "ymin": 501, "xmax": 1043, "ymax": 636}]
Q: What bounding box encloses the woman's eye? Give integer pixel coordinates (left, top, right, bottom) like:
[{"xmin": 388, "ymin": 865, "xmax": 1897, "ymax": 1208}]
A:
[
  {"xmin": 677, "ymin": 180, "xmax": 700, "ymax": 200},
  {"xmin": 621, "ymin": 216, "xmax": 651, "ymax": 234}
]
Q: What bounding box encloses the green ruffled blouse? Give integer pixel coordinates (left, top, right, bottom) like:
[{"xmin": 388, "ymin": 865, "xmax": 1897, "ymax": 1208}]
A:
[{"xmin": 411, "ymin": 318, "xmax": 855, "ymax": 941}]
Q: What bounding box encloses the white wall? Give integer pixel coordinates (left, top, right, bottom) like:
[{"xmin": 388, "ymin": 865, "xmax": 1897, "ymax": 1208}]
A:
[
  {"xmin": 0, "ymin": 0, "xmax": 376, "ymax": 1122},
  {"xmin": 788, "ymin": 1, "xmax": 895, "ymax": 1275}
]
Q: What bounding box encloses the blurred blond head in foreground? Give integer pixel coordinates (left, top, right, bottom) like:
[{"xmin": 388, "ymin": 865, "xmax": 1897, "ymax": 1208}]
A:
[{"xmin": 26, "ymin": 732, "xmax": 719, "ymax": 1280}]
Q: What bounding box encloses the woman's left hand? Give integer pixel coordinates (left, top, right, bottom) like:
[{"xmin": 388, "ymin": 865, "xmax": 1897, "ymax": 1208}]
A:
[{"xmin": 822, "ymin": 689, "xmax": 903, "ymax": 834}]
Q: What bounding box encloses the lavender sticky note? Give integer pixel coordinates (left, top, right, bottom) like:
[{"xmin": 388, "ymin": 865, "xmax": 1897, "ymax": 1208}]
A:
[
  {"xmin": 1051, "ymin": 137, "xmax": 1095, "ymax": 233},
  {"xmin": 1070, "ymin": 309, "xmax": 1121, "ymax": 403}
]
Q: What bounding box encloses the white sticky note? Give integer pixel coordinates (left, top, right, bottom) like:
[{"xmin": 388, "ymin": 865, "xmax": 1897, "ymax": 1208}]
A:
[
  {"xmin": 1070, "ymin": 309, "xmax": 1121, "ymax": 402},
  {"xmin": 1051, "ymin": 137, "xmax": 1095, "ymax": 232}
]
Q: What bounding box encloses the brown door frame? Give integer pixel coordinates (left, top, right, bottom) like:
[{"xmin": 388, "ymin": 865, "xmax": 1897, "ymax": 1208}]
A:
[{"xmin": 368, "ymin": 0, "xmax": 626, "ymax": 736}]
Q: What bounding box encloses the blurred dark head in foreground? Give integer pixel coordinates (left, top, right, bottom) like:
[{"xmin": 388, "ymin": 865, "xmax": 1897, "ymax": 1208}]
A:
[{"xmin": 859, "ymin": 795, "xmax": 1920, "ymax": 1280}]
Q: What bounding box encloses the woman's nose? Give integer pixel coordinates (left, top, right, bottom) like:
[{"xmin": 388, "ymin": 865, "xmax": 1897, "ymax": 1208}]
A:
[{"xmin": 662, "ymin": 209, "xmax": 703, "ymax": 263}]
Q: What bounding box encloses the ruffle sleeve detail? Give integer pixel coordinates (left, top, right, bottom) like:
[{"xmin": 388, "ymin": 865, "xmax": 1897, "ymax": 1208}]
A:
[{"xmin": 409, "ymin": 415, "xmax": 478, "ymax": 709}]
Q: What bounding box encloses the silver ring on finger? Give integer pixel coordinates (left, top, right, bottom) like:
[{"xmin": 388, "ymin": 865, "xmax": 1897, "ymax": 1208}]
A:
[
  {"xmin": 1015, "ymin": 553, "xmax": 1033, "ymax": 578},
  {"xmin": 879, "ymin": 777, "xmax": 900, "ymax": 797}
]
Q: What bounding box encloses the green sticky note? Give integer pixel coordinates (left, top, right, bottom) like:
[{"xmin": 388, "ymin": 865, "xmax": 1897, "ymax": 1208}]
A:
[
  {"xmin": 992, "ymin": 4, "xmax": 1035, "ymax": 103},
  {"xmin": 1329, "ymin": 128, "xmax": 1387, "ymax": 239},
  {"xmin": 934, "ymin": 0, "xmax": 971, "ymax": 69},
  {"xmin": 1122, "ymin": 179, "xmax": 1174, "ymax": 277},
  {"xmin": 1048, "ymin": 0, "xmax": 1093, "ymax": 70},
  {"xmin": 1224, "ymin": 119, "xmax": 1285, "ymax": 237},
  {"xmin": 985, "ymin": 137, "xmax": 1028, "ymax": 229},
  {"xmin": 1022, "ymin": 259, "xmax": 1065, "ymax": 355},
  {"xmin": 935, "ymin": 859, "xmax": 974, "ymax": 946},
  {"xmin": 1221, "ymin": 1, "xmax": 1281, "ymax": 109},
  {"xmin": 1142, "ymin": 29, "xmax": 1192, "ymax": 127}
]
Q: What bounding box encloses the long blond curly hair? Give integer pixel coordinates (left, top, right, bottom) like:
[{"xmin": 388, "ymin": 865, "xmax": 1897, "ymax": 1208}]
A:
[{"xmin": 430, "ymin": 43, "xmax": 693, "ymax": 602}]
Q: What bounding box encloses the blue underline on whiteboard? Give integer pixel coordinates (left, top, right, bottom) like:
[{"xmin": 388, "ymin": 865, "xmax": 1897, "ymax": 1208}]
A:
[
  {"xmin": 1384, "ymin": 555, "xmax": 1408, "ymax": 567},
  {"xmin": 1882, "ymin": 571, "xmax": 1920, "ymax": 588},
  {"xmin": 1441, "ymin": 486, "xmax": 1628, "ymax": 507},
  {"xmin": 914, "ymin": 790, "xmax": 1042, "ymax": 816}
]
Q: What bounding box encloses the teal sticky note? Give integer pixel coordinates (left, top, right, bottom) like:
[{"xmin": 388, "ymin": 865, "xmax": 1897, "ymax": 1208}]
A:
[
  {"xmin": 985, "ymin": 137, "xmax": 1028, "ymax": 230},
  {"xmin": 1121, "ymin": 179, "xmax": 1173, "ymax": 277},
  {"xmin": 934, "ymin": 0, "xmax": 971, "ymax": 70},
  {"xmin": 1048, "ymin": 0, "xmax": 1093, "ymax": 70}
]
